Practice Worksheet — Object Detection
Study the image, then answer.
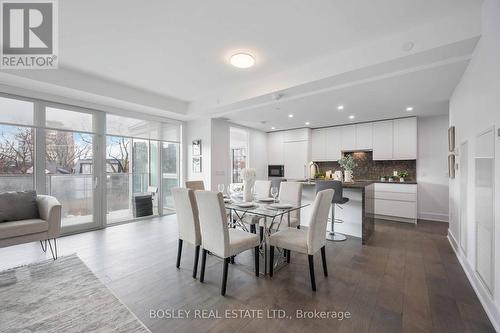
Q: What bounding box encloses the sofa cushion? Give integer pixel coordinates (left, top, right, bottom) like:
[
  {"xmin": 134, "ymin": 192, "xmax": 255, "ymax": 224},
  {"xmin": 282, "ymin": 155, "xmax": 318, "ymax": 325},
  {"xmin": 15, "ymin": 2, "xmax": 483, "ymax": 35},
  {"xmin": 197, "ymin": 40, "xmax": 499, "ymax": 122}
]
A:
[
  {"xmin": 0, "ymin": 191, "xmax": 39, "ymax": 222},
  {"xmin": 0, "ymin": 219, "xmax": 48, "ymax": 240}
]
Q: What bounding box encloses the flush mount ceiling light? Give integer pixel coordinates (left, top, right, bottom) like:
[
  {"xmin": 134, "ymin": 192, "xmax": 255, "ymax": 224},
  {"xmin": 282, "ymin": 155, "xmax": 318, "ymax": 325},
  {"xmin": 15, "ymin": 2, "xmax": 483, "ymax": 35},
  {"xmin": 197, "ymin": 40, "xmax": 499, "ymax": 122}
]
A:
[
  {"xmin": 271, "ymin": 126, "xmax": 276, "ymax": 130},
  {"xmin": 337, "ymin": 105, "xmax": 344, "ymax": 111},
  {"xmin": 349, "ymin": 115, "xmax": 355, "ymax": 119},
  {"xmin": 305, "ymin": 122, "xmax": 310, "ymax": 125},
  {"xmin": 288, "ymin": 114, "xmax": 294, "ymax": 118},
  {"xmin": 406, "ymin": 106, "xmax": 414, "ymax": 112},
  {"xmin": 230, "ymin": 53, "xmax": 255, "ymax": 68}
]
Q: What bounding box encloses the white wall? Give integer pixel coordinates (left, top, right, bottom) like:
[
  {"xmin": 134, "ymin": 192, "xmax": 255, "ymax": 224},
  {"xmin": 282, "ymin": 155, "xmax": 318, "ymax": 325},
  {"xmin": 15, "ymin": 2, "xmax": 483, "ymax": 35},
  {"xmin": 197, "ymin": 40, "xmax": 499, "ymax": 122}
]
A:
[
  {"xmin": 417, "ymin": 115, "xmax": 449, "ymax": 222},
  {"xmin": 449, "ymin": 0, "xmax": 500, "ymax": 329},
  {"xmin": 185, "ymin": 118, "xmax": 211, "ymax": 189},
  {"xmin": 184, "ymin": 119, "xmax": 268, "ymax": 190}
]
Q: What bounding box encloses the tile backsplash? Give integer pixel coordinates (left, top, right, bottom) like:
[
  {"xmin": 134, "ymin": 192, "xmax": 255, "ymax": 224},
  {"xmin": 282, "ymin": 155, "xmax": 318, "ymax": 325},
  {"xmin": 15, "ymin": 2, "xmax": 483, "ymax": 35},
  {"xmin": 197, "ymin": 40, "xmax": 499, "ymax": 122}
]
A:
[{"xmin": 316, "ymin": 151, "xmax": 416, "ymax": 181}]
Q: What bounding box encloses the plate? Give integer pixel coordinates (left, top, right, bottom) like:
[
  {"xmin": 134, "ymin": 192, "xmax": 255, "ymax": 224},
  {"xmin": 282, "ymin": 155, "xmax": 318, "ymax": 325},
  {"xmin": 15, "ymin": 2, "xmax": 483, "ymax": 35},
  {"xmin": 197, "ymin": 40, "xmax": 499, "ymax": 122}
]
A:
[
  {"xmin": 257, "ymin": 197, "xmax": 275, "ymax": 202},
  {"xmin": 235, "ymin": 202, "xmax": 255, "ymax": 208},
  {"xmin": 269, "ymin": 203, "xmax": 293, "ymax": 209}
]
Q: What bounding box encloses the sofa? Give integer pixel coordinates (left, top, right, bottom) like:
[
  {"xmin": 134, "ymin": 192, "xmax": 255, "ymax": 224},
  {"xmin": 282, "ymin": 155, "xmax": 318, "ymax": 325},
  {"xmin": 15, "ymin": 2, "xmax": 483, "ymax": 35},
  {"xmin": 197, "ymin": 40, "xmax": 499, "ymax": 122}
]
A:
[{"xmin": 0, "ymin": 192, "xmax": 62, "ymax": 259}]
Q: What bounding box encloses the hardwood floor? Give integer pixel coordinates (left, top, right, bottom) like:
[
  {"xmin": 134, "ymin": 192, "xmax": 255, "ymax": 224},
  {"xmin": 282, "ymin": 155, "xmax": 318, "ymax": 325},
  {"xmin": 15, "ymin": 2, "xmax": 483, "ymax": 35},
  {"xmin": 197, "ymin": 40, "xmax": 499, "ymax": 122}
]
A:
[{"xmin": 0, "ymin": 217, "xmax": 494, "ymax": 333}]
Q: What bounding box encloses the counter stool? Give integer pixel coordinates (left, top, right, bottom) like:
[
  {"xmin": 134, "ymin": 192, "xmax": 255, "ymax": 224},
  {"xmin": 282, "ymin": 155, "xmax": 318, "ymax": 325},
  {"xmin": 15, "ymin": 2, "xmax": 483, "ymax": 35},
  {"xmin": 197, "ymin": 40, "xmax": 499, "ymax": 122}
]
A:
[{"xmin": 315, "ymin": 180, "xmax": 348, "ymax": 242}]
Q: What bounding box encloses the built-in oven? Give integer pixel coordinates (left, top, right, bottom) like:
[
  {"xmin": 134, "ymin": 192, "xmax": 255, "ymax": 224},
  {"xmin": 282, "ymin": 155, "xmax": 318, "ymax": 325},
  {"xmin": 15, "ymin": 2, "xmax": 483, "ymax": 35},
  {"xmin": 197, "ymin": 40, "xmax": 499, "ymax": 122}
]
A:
[{"xmin": 268, "ymin": 165, "xmax": 284, "ymax": 178}]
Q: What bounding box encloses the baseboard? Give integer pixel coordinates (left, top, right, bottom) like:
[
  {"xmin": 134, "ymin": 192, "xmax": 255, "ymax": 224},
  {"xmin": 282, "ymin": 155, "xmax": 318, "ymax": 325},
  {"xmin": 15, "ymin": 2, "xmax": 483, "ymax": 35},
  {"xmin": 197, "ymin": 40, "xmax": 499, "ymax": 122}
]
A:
[
  {"xmin": 447, "ymin": 230, "xmax": 500, "ymax": 332},
  {"xmin": 374, "ymin": 214, "xmax": 416, "ymax": 224},
  {"xmin": 418, "ymin": 211, "xmax": 449, "ymax": 222}
]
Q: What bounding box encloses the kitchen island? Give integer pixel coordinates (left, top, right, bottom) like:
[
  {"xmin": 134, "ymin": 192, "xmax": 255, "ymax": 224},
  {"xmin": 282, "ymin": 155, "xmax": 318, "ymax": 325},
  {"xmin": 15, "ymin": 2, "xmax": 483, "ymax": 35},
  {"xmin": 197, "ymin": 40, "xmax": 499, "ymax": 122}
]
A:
[{"xmin": 295, "ymin": 180, "xmax": 375, "ymax": 245}]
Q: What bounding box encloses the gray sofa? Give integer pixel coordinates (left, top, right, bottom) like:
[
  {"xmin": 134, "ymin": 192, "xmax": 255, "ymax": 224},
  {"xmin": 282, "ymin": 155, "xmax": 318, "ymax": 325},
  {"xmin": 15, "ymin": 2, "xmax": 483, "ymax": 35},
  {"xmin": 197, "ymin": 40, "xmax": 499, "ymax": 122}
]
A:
[{"xmin": 0, "ymin": 193, "xmax": 62, "ymax": 259}]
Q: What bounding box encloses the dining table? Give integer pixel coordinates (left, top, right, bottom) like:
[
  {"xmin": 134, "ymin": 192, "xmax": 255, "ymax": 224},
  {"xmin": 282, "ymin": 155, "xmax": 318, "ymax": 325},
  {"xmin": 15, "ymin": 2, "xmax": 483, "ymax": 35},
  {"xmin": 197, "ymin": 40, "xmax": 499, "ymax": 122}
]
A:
[{"xmin": 224, "ymin": 197, "xmax": 309, "ymax": 276}]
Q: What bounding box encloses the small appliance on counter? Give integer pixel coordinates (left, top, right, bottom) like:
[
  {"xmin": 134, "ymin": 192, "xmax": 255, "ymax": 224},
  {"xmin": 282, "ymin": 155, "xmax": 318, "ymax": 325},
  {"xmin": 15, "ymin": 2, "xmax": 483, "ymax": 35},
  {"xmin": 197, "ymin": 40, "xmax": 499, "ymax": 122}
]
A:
[
  {"xmin": 308, "ymin": 161, "xmax": 319, "ymax": 179},
  {"xmin": 268, "ymin": 165, "xmax": 284, "ymax": 178},
  {"xmin": 333, "ymin": 170, "xmax": 343, "ymax": 181}
]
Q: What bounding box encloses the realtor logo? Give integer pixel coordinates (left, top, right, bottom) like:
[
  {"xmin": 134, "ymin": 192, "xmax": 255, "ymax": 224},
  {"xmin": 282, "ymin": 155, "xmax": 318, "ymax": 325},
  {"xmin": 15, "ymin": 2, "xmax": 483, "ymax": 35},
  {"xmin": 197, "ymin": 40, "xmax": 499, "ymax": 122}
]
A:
[{"xmin": 1, "ymin": 0, "xmax": 58, "ymax": 69}]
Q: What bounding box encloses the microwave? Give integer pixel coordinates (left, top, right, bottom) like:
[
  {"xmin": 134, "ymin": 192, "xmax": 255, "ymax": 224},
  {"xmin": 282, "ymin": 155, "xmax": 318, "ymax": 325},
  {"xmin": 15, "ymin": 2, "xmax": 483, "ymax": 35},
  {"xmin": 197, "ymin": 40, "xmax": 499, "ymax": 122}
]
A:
[{"xmin": 268, "ymin": 165, "xmax": 284, "ymax": 178}]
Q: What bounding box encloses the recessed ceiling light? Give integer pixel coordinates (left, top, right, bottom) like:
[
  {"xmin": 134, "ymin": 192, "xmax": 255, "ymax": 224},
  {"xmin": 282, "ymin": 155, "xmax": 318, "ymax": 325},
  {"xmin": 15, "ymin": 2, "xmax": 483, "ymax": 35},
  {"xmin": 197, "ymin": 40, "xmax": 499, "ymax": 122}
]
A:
[
  {"xmin": 305, "ymin": 122, "xmax": 310, "ymax": 125},
  {"xmin": 230, "ymin": 53, "xmax": 255, "ymax": 68},
  {"xmin": 288, "ymin": 114, "xmax": 294, "ymax": 118},
  {"xmin": 349, "ymin": 115, "xmax": 355, "ymax": 119},
  {"xmin": 337, "ymin": 105, "xmax": 344, "ymax": 111},
  {"xmin": 406, "ymin": 106, "xmax": 414, "ymax": 112},
  {"xmin": 271, "ymin": 126, "xmax": 275, "ymax": 130}
]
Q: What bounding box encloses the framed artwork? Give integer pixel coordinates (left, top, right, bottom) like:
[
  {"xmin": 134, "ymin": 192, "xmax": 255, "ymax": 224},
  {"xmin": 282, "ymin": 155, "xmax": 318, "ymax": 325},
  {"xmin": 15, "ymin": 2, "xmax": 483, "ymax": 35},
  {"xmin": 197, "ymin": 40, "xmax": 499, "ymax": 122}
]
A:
[
  {"xmin": 192, "ymin": 156, "xmax": 202, "ymax": 173},
  {"xmin": 448, "ymin": 154, "xmax": 455, "ymax": 179},
  {"xmin": 448, "ymin": 126, "xmax": 455, "ymax": 152},
  {"xmin": 192, "ymin": 140, "xmax": 202, "ymax": 156}
]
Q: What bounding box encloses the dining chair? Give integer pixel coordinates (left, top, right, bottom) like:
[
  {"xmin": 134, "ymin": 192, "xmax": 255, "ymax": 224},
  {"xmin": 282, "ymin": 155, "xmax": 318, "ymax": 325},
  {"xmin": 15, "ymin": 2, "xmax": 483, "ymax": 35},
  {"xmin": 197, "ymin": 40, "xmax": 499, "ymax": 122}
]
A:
[
  {"xmin": 172, "ymin": 188, "xmax": 202, "ymax": 279},
  {"xmin": 277, "ymin": 181, "xmax": 303, "ymax": 228},
  {"xmin": 268, "ymin": 189, "xmax": 334, "ymax": 291},
  {"xmin": 242, "ymin": 180, "xmax": 271, "ymax": 237},
  {"xmin": 195, "ymin": 190, "xmax": 260, "ymax": 296},
  {"xmin": 185, "ymin": 180, "xmax": 205, "ymax": 191}
]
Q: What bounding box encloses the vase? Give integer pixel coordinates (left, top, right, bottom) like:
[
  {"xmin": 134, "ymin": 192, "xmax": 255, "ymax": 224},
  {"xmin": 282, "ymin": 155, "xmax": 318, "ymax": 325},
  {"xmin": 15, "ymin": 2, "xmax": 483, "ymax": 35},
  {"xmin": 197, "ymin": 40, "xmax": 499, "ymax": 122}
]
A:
[
  {"xmin": 243, "ymin": 179, "xmax": 255, "ymax": 202},
  {"xmin": 344, "ymin": 170, "xmax": 353, "ymax": 183}
]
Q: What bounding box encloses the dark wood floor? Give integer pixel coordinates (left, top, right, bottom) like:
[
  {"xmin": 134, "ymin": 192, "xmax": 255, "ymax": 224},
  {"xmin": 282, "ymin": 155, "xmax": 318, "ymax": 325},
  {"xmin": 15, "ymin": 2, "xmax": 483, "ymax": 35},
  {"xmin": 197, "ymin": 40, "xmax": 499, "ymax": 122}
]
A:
[{"xmin": 0, "ymin": 216, "xmax": 494, "ymax": 333}]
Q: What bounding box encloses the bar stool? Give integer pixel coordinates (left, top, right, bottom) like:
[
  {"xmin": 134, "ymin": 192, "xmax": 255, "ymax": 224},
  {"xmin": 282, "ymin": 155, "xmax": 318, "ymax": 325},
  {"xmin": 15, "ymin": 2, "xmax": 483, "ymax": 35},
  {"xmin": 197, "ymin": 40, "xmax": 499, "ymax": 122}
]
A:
[{"xmin": 314, "ymin": 180, "xmax": 348, "ymax": 242}]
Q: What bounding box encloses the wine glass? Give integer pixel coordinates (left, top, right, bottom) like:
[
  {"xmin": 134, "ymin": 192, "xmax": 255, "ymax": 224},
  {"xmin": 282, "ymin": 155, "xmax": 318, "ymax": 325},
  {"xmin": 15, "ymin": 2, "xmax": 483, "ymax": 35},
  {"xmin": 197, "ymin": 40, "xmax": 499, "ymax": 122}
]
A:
[
  {"xmin": 217, "ymin": 183, "xmax": 225, "ymax": 194},
  {"xmin": 270, "ymin": 187, "xmax": 279, "ymax": 202}
]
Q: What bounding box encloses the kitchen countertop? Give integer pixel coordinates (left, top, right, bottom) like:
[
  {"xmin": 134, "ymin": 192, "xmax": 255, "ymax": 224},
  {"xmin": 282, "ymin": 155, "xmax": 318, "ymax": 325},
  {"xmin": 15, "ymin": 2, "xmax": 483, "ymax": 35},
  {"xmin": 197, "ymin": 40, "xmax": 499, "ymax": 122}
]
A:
[{"xmin": 294, "ymin": 179, "xmax": 417, "ymax": 187}]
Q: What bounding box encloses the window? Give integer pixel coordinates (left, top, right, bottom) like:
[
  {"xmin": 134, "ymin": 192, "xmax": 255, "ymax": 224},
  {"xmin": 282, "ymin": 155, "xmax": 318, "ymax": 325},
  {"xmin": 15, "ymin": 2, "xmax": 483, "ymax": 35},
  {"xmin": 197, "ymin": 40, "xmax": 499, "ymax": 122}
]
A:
[
  {"xmin": 0, "ymin": 96, "xmax": 34, "ymax": 126},
  {"xmin": 230, "ymin": 127, "xmax": 248, "ymax": 183},
  {"xmin": 0, "ymin": 124, "xmax": 34, "ymax": 192}
]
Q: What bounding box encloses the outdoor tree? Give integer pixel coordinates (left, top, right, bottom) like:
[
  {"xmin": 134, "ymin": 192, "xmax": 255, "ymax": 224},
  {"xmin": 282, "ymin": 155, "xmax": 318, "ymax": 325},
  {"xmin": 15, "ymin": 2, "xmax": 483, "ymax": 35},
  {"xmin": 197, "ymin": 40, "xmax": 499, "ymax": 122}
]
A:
[{"xmin": 107, "ymin": 136, "xmax": 129, "ymax": 172}]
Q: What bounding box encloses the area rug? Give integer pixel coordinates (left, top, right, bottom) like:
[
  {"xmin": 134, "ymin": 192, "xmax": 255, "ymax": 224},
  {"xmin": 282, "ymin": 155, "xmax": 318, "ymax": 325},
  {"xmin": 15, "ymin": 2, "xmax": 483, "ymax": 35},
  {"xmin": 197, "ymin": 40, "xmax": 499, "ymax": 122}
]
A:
[{"xmin": 0, "ymin": 254, "xmax": 150, "ymax": 333}]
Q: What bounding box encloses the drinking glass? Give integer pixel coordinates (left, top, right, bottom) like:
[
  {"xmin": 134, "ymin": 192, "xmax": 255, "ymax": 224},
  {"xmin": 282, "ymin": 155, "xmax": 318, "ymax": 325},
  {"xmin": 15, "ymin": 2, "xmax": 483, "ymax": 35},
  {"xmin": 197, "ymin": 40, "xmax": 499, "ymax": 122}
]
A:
[
  {"xmin": 218, "ymin": 183, "xmax": 225, "ymax": 194},
  {"xmin": 270, "ymin": 187, "xmax": 279, "ymax": 202}
]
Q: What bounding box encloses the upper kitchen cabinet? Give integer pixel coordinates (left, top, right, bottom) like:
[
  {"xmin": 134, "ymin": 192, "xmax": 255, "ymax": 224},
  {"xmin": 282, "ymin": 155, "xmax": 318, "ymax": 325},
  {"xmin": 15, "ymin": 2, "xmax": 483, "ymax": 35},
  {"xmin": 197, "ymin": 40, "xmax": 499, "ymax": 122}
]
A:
[
  {"xmin": 373, "ymin": 120, "xmax": 394, "ymax": 160},
  {"xmin": 393, "ymin": 117, "xmax": 417, "ymax": 159},
  {"xmin": 311, "ymin": 128, "xmax": 326, "ymax": 161},
  {"xmin": 282, "ymin": 128, "xmax": 310, "ymax": 142},
  {"xmin": 325, "ymin": 126, "xmax": 341, "ymax": 161},
  {"xmin": 268, "ymin": 131, "xmax": 284, "ymax": 165},
  {"xmin": 355, "ymin": 123, "xmax": 373, "ymax": 150},
  {"xmin": 284, "ymin": 140, "xmax": 309, "ymax": 180},
  {"xmin": 340, "ymin": 125, "xmax": 356, "ymax": 151}
]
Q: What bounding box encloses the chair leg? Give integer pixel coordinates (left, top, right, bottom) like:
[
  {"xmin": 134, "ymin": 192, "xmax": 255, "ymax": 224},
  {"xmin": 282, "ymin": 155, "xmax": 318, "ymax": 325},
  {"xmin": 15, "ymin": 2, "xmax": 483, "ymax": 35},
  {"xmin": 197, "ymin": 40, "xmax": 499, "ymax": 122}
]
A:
[
  {"xmin": 200, "ymin": 249, "xmax": 207, "ymax": 283},
  {"xmin": 48, "ymin": 239, "xmax": 58, "ymax": 260},
  {"xmin": 176, "ymin": 239, "xmax": 183, "ymax": 268},
  {"xmin": 250, "ymin": 224, "xmax": 256, "ymax": 234},
  {"xmin": 269, "ymin": 246, "xmax": 274, "ymax": 277},
  {"xmin": 259, "ymin": 226, "xmax": 264, "ymax": 243},
  {"xmin": 193, "ymin": 245, "xmax": 200, "ymax": 279},
  {"xmin": 221, "ymin": 257, "xmax": 230, "ymax": 296},
  {"xmin": 254, "ymin": 246, "xmax": 259, "ymax": 276},
  {"xmin": 286, "ymin": 249, "xmax": 291, "ymax": 263},
  {"xmin": 308, "ymin": 254, "xmax": 316, "ymax": 291},
  {"xmin": 297, "ymin": 225, "xmax": 300, "ymax": 229},
  {"xmin": 321, "ymin": 246, "xmax": 328, "ymax": 277}
]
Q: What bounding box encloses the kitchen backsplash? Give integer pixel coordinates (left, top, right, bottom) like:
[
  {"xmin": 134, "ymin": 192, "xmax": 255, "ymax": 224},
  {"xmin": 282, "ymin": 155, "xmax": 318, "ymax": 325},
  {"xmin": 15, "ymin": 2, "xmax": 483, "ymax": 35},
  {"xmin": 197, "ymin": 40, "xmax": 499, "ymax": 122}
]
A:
[{"xmin": 316, "ymin": 151, "xmax": 416, "ymax": 181}]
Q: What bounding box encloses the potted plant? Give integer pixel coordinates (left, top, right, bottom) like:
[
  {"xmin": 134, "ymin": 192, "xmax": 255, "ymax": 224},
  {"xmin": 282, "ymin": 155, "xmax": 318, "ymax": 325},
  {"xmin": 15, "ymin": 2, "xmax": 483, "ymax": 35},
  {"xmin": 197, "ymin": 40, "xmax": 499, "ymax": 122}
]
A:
[
  {"xmin": 338, "ymin": 155, "xmax": 358, "ymax": 182},
  {"xmin": 398, "ymin": 171, "xmax": 409, "ymax": 182}
]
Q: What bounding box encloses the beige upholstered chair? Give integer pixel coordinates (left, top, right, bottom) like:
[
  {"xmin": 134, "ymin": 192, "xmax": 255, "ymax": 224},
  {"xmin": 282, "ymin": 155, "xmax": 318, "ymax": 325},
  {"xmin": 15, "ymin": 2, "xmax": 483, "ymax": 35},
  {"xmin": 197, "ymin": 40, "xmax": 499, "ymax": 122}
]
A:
[
  {"xmin": 242, "ymin": 180, "xmax": 271, "ymax": 236},
  {"xmin": 185, "ymin": 180, "xmax": 205, "ymax": 191},
  {"xmin": 0, "ymin": 194, "xmax": 62, "ymax": 260},
  {"xmin": 261, "ymin": 181, "xmax": 303, "ymax": 229},
  {"xmin": 172, "ymin": 188, "xmax": 202, "ymax": 278},
  {"xmin": 268, "ymin": 189, "xmax": 334, "ymax": 291},
  {"xmin": 195, "ymin": 190, "xmax": 260, "ymax": 296}
]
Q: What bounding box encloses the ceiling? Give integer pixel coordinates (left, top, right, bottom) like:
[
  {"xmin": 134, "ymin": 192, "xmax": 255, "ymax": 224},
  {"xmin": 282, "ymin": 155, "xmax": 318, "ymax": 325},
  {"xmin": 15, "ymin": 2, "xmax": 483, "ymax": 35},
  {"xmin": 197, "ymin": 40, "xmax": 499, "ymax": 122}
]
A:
[
  {"xmin": 0, "ymin": 0, "xmax": 483, "ymax": 129},
  {"xmin": 58, "ymin": 0, "xmax": 479, "ymax": 100}
]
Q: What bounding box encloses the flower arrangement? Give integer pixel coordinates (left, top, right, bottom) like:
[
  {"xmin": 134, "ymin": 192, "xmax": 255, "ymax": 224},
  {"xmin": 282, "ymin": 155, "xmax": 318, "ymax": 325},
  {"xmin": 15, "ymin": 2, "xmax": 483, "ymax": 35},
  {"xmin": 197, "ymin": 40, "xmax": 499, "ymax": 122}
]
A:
[
  {"xmin": 241, "ymin": 168, "xmax": 256, "ymax": 201},
  {"xmin": 241, "ymin": 168, "xmax": 257, "ymax": 182},
  {"xmin": 398, "ymin": 171, "xmax": 409, "ymax": 179},
  {"xmin": 338, "ymin": 155, "xmax": 358, "ymax": 171}
]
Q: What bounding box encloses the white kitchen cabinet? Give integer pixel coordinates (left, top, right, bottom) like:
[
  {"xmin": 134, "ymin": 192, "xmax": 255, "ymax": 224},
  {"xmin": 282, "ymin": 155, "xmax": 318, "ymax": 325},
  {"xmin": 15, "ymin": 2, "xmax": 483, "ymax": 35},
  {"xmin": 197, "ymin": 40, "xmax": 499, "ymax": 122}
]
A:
[
  {"xmin": 268, "ymin": 132, "xmax": 284, "ymax": 165},
  {"xmin": 325, "ymin": 126, "xmax": 342, "ymax": 161},
  {"xmin": 355, "ymin": 123, "xmax": 373, "ymax": 150},
  {"xmin": 284, "ymin": 140, "xmax": 309, "ymax": 180},
  {"xmin": 311, "ymin": 129, "xmax": 326, "ymax": 161},
  {"xmin": 393, "ymin": 117, "xmax": 417, "ymax": 159},
  {"xmin": 374, "ymin": 183, "xmax": 417, "ymax": 223},
  {"xmin": 373, "ymin": 120, "xmax": 393, "ymax": 160},
  {"xmin": 340, "ymin": 125, "xmax": 356, "ymax": 151},
  {"xmin": 283, "ymin": 128, "xmax": 310, "ymax": 142}
]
